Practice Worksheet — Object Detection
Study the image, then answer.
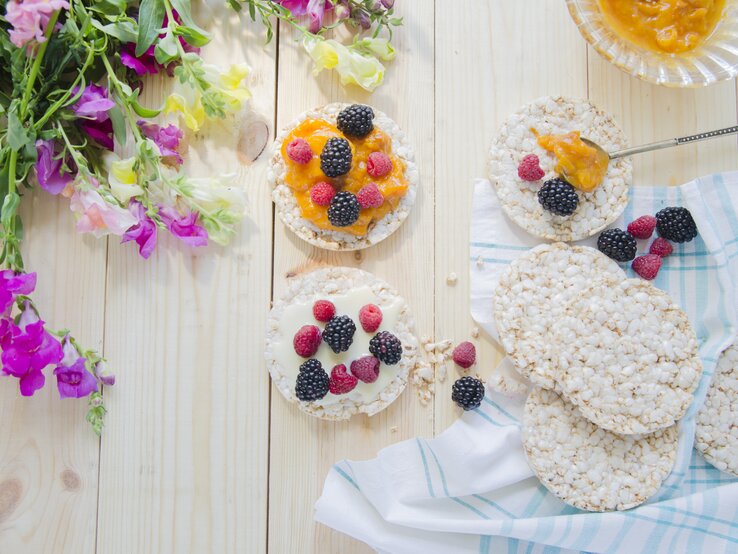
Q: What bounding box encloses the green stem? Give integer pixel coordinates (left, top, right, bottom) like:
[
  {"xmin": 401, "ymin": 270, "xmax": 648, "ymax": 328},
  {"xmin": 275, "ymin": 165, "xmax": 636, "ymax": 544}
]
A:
[{"xmin": 19, "ymin": 10, "xmax": 61, "ymax": 118}]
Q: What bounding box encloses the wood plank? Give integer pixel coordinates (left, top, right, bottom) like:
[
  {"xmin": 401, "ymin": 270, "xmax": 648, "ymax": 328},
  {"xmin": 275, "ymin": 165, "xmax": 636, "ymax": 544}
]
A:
[
  {"xmin": 268, "ymin": 2, "xmax": 435, "ymax": 552},
  {"xmin": 433, "ymin": 1, "xmax": 590, "ymax": 431},
  {"xmin": 0, "ymin": 195, "xmax": 106, "ymax": 553},
  {"xmin": 588, "ymin": 50, "xmax": 738, "ymax": 185},
  {"xmin": 94, "ymin": 7, "xmax": 276, "ymax": 554}
]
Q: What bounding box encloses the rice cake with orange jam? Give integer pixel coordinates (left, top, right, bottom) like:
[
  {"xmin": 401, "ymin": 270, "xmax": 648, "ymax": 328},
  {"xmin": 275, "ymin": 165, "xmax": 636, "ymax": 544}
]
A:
[{"xmin": 269, "ymin": 103, "xmax": 418, "ymax": 250}]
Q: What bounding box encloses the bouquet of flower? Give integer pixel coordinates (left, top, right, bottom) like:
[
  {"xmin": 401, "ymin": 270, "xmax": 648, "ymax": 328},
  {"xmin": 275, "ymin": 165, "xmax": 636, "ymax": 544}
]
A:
[
  {"xmin": 233, "ymin": 0, "xmax": 401, "ymax": 92},
  {"xmin": 0, "ymin": 0, "xmax": 252, "ymax": 432}
]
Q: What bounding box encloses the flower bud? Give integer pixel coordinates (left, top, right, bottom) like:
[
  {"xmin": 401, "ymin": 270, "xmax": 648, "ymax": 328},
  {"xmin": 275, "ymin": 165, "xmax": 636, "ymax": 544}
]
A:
[
  {"xmin": 381, "ymin": 0, "xmax": 395, "ymax": 8},
  {"xmin": 352, "ymin": 8, "xmax": 371, "ymax": 30},
  {"xmin": 335, "ymin": 2, "xmax": 350, "ymax": 19}
]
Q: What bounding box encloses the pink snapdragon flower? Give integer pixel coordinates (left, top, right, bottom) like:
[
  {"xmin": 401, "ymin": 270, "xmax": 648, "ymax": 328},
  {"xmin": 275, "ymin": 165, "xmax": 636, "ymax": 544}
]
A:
[
  {"xmin": 52, "ymin": 337, "xmax": 98, "ymax": 399},
  {"xmin": 70, "ymin": 187, "xmax": 138, "ymax": 237},
  {"xmin": 0, "ymin": 271, "xmax": 36, "ymax": 314},
  {"xmin": 4, "ymin": 0, "xmax": 69, "ymax": 49},
  {"xmin": 279, "ymin": 0, "xmax": 329, "ymax": 33},
  {"xmin": 121, "ymin": 201, "xmax": 158, "ymax": 259},
  {"xmin": 159, "ymin": 206, "xmax": 208, "ymax": 247},
  {"xmin": 35, "ymin": 139, "xmax": 74, "ymax": 195},
  {"xmin": 0, "ymin": 305, "xmax": 63, "ymax": 397},
  {"xmin": 138, "ymin": 121, "xmax": 184, "ymax": 166},
  {"xmin": 72, "ymin": 85, "xmax": 115, "ymax": 151}
]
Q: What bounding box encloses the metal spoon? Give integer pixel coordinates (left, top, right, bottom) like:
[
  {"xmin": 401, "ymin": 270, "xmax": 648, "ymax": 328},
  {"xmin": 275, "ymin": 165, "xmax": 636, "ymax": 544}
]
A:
[{"xmin": 582, "ymin": 125, "xmax": 738, "ymax": 160}]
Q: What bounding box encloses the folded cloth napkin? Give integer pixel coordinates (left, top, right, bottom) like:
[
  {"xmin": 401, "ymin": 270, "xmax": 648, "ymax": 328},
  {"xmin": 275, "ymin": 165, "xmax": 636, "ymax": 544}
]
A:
[{"xmin": 315, "ymin": 173, "xmax": 738, "ymax": 554}]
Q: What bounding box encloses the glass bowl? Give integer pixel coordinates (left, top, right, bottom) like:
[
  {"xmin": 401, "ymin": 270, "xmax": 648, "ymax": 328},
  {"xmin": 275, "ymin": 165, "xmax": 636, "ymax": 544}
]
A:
[{"xmin": 566, "ymin": 0, "xmax": 738, "ymax": 87}]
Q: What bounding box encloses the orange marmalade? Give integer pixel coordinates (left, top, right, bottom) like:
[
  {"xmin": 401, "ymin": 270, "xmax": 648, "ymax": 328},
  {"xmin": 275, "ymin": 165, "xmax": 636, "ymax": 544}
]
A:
[
  {"xmin": 280, "ymin": 119, "xmax": 407, "ymax": 236},
  {"xmin": 536, "ymin": 131, "xmax": 609, "ymax": 192},
  {"xmin": 598, "ymin": 0, "xmax": 725, "ymax": 54}
]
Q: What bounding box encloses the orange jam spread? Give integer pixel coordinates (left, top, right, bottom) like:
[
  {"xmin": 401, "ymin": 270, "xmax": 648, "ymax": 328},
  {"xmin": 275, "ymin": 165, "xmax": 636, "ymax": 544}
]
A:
[
  {"xmin": 281, "ymin": 118, "xmax": 407, "ymax": 236},
  {"xmin": 536, "ymin": 130, "xmax": 609, "ymax": 192},
  {"xmin": 598, "ymin": 0, "xmax": 725, "ymax": 54}
]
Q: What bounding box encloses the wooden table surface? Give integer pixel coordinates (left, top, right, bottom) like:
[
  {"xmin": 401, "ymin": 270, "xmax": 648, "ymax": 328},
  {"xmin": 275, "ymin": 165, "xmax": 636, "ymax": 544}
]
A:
[{"xmin": 1, "ymin": 1, "xmax": 737, "ymax": 553}]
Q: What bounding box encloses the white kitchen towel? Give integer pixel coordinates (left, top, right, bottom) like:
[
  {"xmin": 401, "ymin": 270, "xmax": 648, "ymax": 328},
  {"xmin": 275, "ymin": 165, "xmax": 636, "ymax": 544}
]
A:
[{"xmin": 315, "ymin": 173, "xmax": 738, "ymax": 553}]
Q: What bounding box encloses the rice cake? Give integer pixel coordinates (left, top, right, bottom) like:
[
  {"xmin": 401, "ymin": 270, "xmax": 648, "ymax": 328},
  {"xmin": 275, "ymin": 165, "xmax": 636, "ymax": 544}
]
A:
[
  {"xmin": 493, "ymin": 243, "xmax": 625, "ymax": 389},
  {"xmin": 488, "ymin": 96, "xmax": 631, "ymax": 241},
  {"xmin": 555, "ymin": 279, "xmax": 702, "ymax": 434},
  {"xmin": 269, "ymin": 103, "xmax": 418, "ymax": 251},
  {"xmin": 522, "ymin": 388, "xmax": 679, "ymax": 512},
  {"xmin": 695, "ymin": 341, "xmax": 738, "ymax": 477}
]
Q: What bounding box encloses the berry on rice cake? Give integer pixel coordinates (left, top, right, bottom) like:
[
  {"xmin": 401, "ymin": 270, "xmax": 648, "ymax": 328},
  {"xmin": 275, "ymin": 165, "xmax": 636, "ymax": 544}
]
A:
[
  {"xmin": 488, "ymin": 96, "xmax": 632, "ymax": 241},
  {"xmin": 265, "ymin": 267, "xmax": 421, "ymax": 420},
  {"xmin": 269, "ymin": 104, "xmax": 418, "ymax": 251}
]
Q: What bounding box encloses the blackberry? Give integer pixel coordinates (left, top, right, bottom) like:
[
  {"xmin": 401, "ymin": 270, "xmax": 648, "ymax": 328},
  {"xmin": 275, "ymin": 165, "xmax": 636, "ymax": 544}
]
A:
[
  {"xmin": 597, "ymin": 228, "xmax": 637, "ymax": 262},
  {"xmin": 337, "ymin": 104, "xmax": 375, "ymax": 138},
  {"xmin": 320, "ymin": 137, "xmax": 352, "ymax": 177},
  {"xmin": 451, "ymin": 376, "xmax": 485, "ymax": 411},
  {"xmin": 537, "ymin": 178, "xmax": 579, "ymax": 216},
  {"xmin": 368, "ymin": 331, "xmax": 402, "ymax": 365},
  {"xmin": 295, "ymin": 359, "xmax": 329, "ymax": 401},
  {"xmin": 655, "ymin": 207, "xmax": 698, "ymax": 243},
  {"xmin": 327, "ymin": 191, "xmax": 360, "ymax": 227},
  {"xmin": 322, "ymin": 315, "xmax": 356, "ymax": 353}
]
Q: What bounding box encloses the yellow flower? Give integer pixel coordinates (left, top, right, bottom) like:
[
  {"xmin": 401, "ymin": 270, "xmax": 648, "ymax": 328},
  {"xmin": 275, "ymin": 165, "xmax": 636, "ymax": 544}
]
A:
[
  {"xmin": 303, "ymin": 37, "xmax": 386, "ymax": 92},
  {"xmin": 355, "ymin": 37, "xmax": 396, "ymax": 61},
  {"xmin": 106, "ymin": 155, "xmax": 144, "ymax": 204},
  {"xmin": 164, "ymin": 93, "xmax": 205, "ymax": 132},
  {"xmin": 164, "ymin": 63, "xmax": 252, "ymax": 132}
]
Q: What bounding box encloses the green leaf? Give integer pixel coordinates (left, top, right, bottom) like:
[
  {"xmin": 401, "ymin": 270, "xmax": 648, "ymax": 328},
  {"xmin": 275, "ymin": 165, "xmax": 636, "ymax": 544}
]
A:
[
  {"xmin": 174, "ymin": 25, "xmax": 211, "ymax": 48},
  {"xmin": 227, "ymin": 0, "xmax": 242, "ymax": 12},
  {"xmin": 92, "ymin": 19, "xmax": 138, "ymax": 43},
  {"xmin": 135, "ymin": 0, "xmax": 165, "ymax": 57},
  {"xmin": 154, "ymin": 31, "xmax": 179, "ymax": 64},
  {"xmin": 131, "ymin": 99, "xmax": 162, "ymax": 118},
  {"xmin": 7, "ymin": 112, "xmax": 32, "ymax": 152},
  {"xmin": 1, "ymin": 192, "xmax": 20, "ymax": 230},
  {"xmin": 169, "ymin": 0, "xmax": 210, "ymax": 37},
  {"xmin": 89, "ymin": 0, "xmax": 128, "ymax": 16},
  {"xmin": 108, "ymin": 106, "xmax": 127, "ymax": 147}
]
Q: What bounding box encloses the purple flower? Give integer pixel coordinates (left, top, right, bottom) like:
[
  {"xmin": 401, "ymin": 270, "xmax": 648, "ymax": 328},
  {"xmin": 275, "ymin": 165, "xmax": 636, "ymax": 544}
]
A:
[
  {"xmin": 121, "ymin": 201, "xmax": 158, "ymax": 259},
  {"xmin": 72, "ymin": 84, "xmax": 115, "ymax": 151},
  {"xmin": 159, "ymin": 206, "xmax": 208, "ymax": 247},
  {"xmin": 0, "ymin": 271, "xmax": 36, "ymax": 314},
  {"xmin": 52, "ymin": 337, "xmax": 97, "ymax": 399},
  {"xmin": 5, "ymin": 0, "xmax": 69, "ymax": 49},
  {"xmin": 35, "ymin": 139, "xmax": 74, "ymax": 195},
  {"xmin": 138, "ymin": 121, "xmax": 183, "ymax": 165},
  {"xmin": 0, "ymin": 306, "xmax": 62, "ymax": 397},
  {"xmin": 94, "ymin": 360, "xmax": 115, "ymax": 386},
  {"xmin": 279, "ymin": 0, "xmax": 329, "ymax": 33},
  {"xmin": 120, "ymin": 13, "xmax": 200, "ymax": 76}
]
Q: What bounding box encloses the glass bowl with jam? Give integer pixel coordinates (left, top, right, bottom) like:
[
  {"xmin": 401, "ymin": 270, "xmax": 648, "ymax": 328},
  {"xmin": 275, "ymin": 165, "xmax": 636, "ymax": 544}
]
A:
[{"xmin": 566, "ymin": 0, "xmax": 738, "ymax": 87}]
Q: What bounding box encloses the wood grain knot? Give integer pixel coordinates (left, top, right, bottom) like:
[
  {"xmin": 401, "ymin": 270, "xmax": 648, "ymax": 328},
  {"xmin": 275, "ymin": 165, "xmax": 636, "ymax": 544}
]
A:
[
  {"xmin": 237, "ymin": 116, "xmax": 270, "ymax": 165},
  {"xmin": 0, "ymin": 478, "xmax": 22, "ymax": 523},
  {"xmin": 60, "ymin": 469, "xmax": 81, "ymax": 491}
]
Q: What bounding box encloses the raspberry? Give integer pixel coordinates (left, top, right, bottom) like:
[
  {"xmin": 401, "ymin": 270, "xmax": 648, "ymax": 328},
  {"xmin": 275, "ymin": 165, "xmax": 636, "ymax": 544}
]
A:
[
  {"xmin": 356, "ymin": 183, "xmax": 384, "ymax": 209},
  {"xmin": 350, "ymin": 356, "xmax": 380, "ymax": 383},
  {"xmin": 286, "ymin": 138, "xmax": 313, "ymax": 164},
  {"xmin": 452, "ymin": 341, "xmax": 476, "ymax": 369},
  {"xmin": 359, "ymin": 304, "xmax": 383, "ymax": 332},
  {"xmin": 329, "ymin": 364, "xmax": 358, "ymax": 395},
  {"xmin": 649, "ymin": 237, "xmax": 673, "ymax": 258},
  {"xmin": 517, "ymin": 154, "xmax": 544, "ymax": 182},
  {"xmin": 310, "ymin": 182, "xmax": 335, "ymax": 206},
  {"xmin": 366, "ymin": 152, "xmax": 392, "ymax": 178},
  {"xmin": 632, "ymin": 254, "xmax": 662, "ymax": 280},
  {"xmin": 312, "ymin": 300, "xmax": 336, "ymax": 322},
  {"xmin": 627, "ymin": 215, "xmax": 657, "ymax": 240},
  {"xmin": 293, "ymin": 325, "xmax": 322, "ymax": 358}
]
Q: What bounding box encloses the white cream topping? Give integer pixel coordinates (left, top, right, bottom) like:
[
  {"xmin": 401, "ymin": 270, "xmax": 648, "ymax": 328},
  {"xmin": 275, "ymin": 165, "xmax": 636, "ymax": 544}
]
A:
[{"xmin": 271, "ymin": 286, "xmax": 403, "ymax": 406}]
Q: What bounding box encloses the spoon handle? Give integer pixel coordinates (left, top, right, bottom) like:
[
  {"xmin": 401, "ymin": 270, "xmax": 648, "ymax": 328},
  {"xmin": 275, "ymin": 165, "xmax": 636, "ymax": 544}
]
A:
[{"xmin": 610, "ymin": 125, "xmax": 738, "ymax": 159}]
